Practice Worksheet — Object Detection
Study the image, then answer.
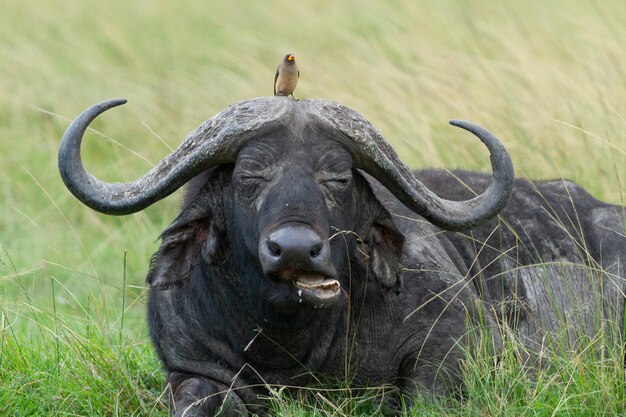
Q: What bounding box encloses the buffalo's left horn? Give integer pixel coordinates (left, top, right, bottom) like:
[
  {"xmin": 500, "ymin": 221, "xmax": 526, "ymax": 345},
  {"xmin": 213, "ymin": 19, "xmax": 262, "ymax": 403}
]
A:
[{"xmin": 313, "ymin": 101, "xmax": 514, "ymax": 231}]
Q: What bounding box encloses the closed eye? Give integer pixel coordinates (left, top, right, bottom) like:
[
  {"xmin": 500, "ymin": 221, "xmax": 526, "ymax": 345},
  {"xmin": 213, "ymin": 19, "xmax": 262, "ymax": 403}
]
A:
[
  {"xmin": 235, "ymin": 164, "xmax": 273, "ymax": 185},
  {"xmin": 319, "ymin": 171, "xmax": 352, "ymax": 189},
  {"xmin": 326, "ymin": 178, "xmax": 349, "ymax": 186},
  {"xmin": 238, "ymin": 175, "xmax": 269, "ymax": 184}
]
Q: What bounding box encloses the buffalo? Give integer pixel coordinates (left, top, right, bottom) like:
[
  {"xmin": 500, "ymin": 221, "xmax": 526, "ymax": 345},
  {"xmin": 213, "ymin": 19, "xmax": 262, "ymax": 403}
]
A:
[{"xmin": 59, "ymin": 97, "xmax": 625, "ymax": 416}]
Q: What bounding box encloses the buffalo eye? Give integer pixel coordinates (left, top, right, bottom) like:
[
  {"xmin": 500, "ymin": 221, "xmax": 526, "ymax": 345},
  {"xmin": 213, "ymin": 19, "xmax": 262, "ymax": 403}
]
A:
[
  {"xmin": 319, "ymin": 170, "xmax": 352, "ymax": 207},
  {"xmin": 238, "ymin": 174, "xmax": 268, "ymax": 185},
  {"xmin": 235, "ymin": 173, "xmax": 270, "ymax": 201},
  {"xmin": 234, "ymin": 166, "xmax": 272, "ymax": 199},
  {"xmin": 320, "ymin": 171, "xmax": 352, "ymax": 189},
  {"xmin": 234, "ymin": 159, "xmax": 272, "ymax": 187}
]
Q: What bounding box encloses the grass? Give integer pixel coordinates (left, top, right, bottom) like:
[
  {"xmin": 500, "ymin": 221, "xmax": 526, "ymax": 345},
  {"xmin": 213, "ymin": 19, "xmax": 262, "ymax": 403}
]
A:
[{"xmin": 1, "ymin": 0, "xmax": 624, "ymax": 415}]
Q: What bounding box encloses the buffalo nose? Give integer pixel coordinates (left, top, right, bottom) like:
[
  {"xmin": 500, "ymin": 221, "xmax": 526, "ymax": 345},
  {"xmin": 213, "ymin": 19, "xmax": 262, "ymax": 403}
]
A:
[{"xmin": 259, "ymin": 225, "xmax": 332, "ymax": 275}]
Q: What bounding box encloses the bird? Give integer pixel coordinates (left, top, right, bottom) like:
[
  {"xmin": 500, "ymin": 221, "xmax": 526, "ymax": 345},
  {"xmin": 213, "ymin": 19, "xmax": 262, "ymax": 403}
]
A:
[{"xmin": 274, "ymin": 53, "xmax": 299, "ymax": 97}]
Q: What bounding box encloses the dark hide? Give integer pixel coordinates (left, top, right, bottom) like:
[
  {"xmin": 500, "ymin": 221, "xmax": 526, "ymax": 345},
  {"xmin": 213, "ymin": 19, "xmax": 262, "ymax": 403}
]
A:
[
  {"xmin": 412, "ymin": 170, "xmax": 626, "ymax": 352},
  {"xmin": 147, "ymin": 153, "xmax": 625, "ymax": 415}
]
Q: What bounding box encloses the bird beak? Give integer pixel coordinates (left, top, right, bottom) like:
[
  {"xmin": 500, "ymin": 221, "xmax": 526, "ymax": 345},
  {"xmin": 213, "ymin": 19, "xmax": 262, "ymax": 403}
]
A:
[{"xmin": 288, "ymin": 55, "xmax": 295, "ymax": 61}]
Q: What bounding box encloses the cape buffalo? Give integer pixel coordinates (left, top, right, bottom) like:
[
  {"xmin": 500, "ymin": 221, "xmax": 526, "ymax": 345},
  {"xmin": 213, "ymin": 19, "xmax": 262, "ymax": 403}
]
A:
[{"xmin": 59, "ymin": 97, "xmax": 625, "ymax": 416}]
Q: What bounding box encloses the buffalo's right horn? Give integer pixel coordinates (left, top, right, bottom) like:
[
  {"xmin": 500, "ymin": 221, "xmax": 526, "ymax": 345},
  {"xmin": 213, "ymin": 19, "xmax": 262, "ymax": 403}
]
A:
[{"xmin": 58, "ymin": 98, "xmax": 291, "ymax": 215}]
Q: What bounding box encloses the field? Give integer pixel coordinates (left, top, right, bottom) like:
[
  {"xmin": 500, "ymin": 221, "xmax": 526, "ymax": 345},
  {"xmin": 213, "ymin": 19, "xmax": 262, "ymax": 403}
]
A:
[{"xmin": 1, "ymin": 0, "xmax": 625, "ymax": 415}]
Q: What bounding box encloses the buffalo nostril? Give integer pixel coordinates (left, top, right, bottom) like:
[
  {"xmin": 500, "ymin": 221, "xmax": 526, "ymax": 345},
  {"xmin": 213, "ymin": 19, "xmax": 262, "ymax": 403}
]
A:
[
  {"xmin": 309, "ymin": 243, "xmax": 322, "ymax": 258},
  {"xmin": 267, "ymin": 241, "xmax": 282, "ymax": 257},
  {"xmin": 260, "ymin": 225, "xmax": 332, "ymax": 275}
]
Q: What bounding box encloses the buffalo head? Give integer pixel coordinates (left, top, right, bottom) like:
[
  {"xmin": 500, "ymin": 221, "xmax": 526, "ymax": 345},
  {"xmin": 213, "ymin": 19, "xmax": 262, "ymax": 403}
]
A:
[{"xmin": 59, "ymin": 97, "xmax": 513, "ymax": 309}]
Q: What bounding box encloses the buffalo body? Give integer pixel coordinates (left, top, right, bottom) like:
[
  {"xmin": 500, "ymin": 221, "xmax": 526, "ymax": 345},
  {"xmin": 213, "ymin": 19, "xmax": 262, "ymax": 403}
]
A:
[{"xmin": 58, "ymin": 98, "xmax": 625, "ymax": 416}]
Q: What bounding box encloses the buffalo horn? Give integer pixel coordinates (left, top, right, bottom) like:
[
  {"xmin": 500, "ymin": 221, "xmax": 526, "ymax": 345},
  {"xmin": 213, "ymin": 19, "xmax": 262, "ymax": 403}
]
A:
[
  {"xmin": 312, "ymin": 100, "xmax": 514, "ymax": 231},
  {"xmin": 58, "ymin": 98, "xmax": 291, "ymax": 214},
  {"xmin": 59, "ymin": 97, "xmax": 513, "ymax": 231}
]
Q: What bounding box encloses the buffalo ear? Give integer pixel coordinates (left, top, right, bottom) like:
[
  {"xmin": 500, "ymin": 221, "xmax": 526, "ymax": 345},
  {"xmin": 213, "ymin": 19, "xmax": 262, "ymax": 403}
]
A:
[
  {"xmin": 368, "ymin": 215, "xmax": 405, "ymax": 291},
  {"xmin": 147, "ymin": 180, "xmax": 224, "ymax": 290}
]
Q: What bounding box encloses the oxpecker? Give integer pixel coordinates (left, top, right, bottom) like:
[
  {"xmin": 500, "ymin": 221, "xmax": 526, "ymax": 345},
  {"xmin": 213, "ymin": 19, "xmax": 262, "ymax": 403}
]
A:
[{"xmin": 274, "ymin": 53, "xmax": 299, "ymax": 97}]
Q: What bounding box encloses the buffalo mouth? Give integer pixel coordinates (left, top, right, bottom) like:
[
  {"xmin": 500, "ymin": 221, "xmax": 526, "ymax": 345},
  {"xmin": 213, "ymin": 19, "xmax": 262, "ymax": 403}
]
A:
[{"xmin": 278, "ymin": 269, "xmax": 341, "ymax": 305}]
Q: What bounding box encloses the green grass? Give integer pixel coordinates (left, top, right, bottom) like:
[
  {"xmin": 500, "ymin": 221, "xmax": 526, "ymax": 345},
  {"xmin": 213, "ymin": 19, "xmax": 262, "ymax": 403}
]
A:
[{"xmin": 1, "ymin": 0, "xmax": 625, "ymax": 415}]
